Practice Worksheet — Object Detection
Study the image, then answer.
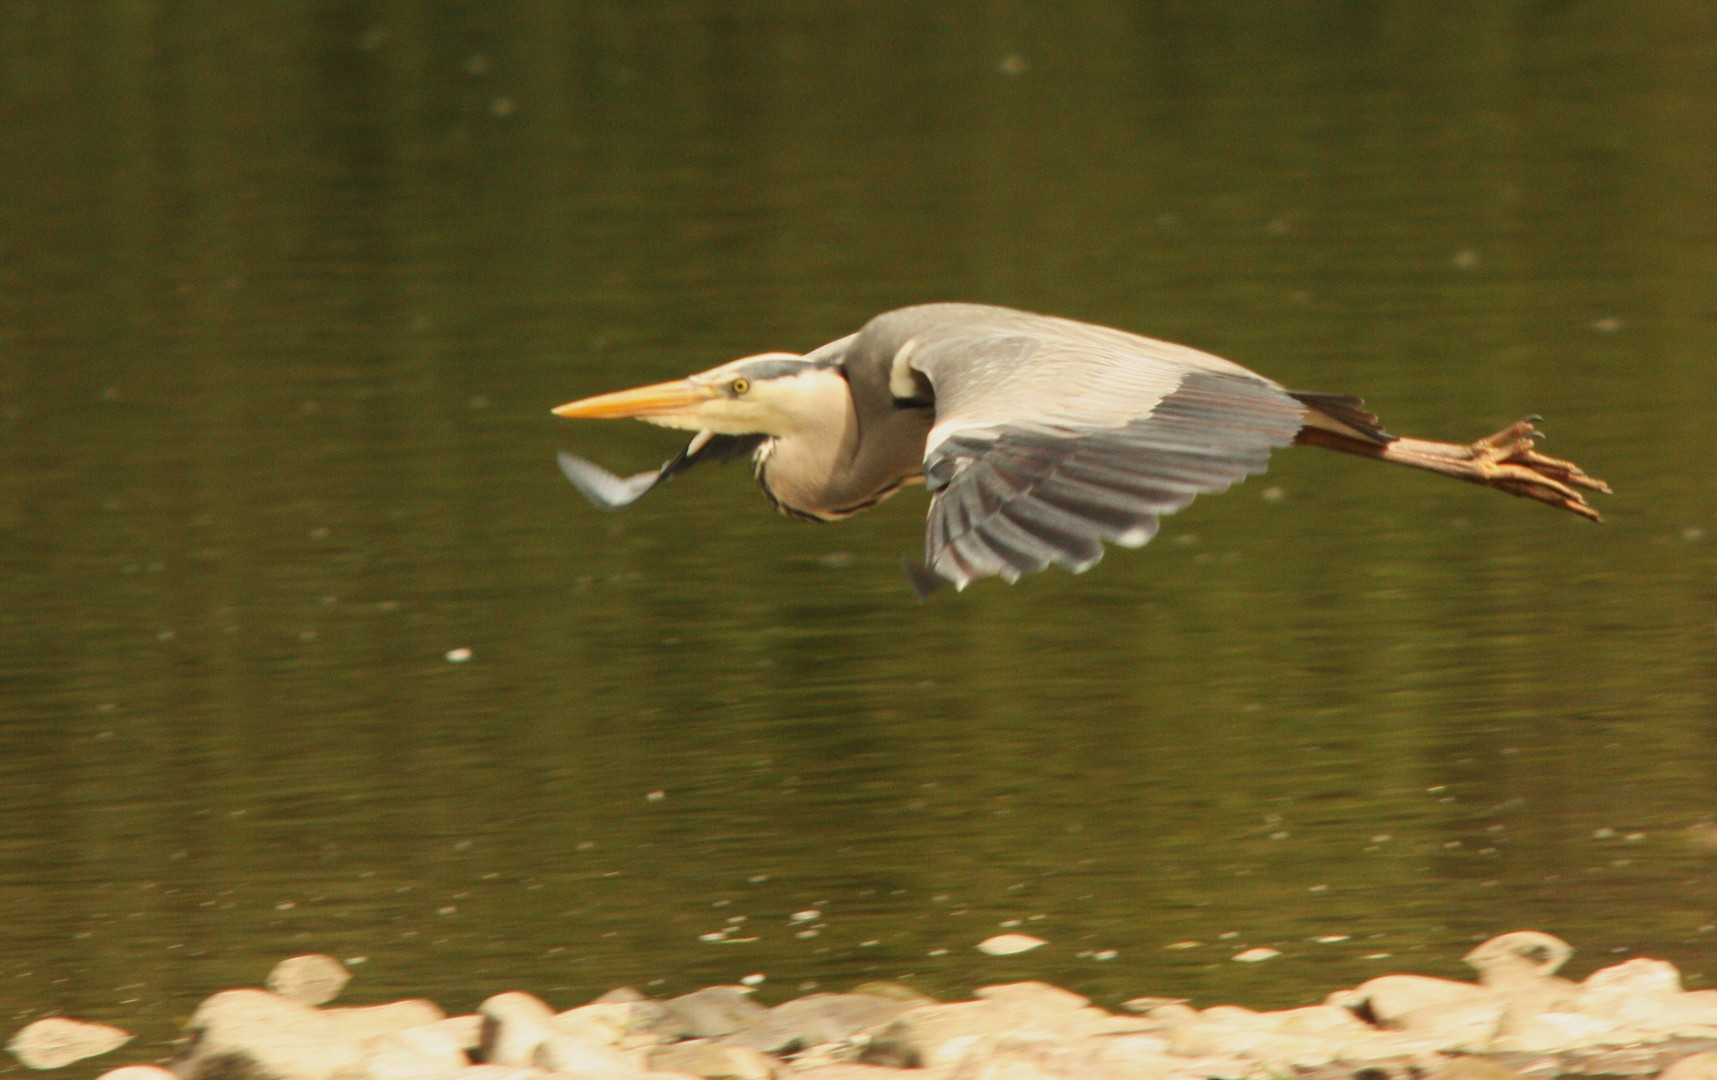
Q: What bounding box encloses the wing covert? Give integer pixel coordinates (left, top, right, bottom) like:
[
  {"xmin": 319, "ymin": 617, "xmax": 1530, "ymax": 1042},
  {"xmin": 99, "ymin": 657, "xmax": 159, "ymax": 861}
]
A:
[{"xmin": 874, "ymin": 307, "xmax": 1307, "ymax": 589}]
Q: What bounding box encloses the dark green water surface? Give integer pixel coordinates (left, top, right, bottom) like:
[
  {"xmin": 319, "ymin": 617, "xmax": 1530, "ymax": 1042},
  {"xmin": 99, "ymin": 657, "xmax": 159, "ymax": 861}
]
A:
[{"xmin": 3, "ymin": 2, "xmax": 1716, "ymax": 1070}]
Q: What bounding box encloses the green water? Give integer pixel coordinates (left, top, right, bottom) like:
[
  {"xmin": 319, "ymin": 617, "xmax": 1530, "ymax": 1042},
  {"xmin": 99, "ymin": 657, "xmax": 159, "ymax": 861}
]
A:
[{"xmin": 3, "ymin": 2, "xmax": 1716, "ymax": 1071}]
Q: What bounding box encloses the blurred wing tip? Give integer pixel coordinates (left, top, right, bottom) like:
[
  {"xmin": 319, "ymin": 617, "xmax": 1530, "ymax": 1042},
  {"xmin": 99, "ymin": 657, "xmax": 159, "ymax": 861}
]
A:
[{"xmin": 556, "ymin": 451, "xmax": 661, "ymax": 510}]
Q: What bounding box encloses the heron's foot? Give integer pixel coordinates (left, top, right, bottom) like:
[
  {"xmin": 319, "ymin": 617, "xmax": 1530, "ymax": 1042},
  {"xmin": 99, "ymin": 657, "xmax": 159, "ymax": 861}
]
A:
[{"xmin": 1465, "ymin": 417, "xmax": 1610, "ymax": 522}]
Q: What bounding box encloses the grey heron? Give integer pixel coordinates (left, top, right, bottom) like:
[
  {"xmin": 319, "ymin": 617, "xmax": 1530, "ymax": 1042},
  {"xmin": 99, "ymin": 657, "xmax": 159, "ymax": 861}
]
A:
[{"xmin": 553, "ymin": 304, "xmax": 1607, "ymax": 596}]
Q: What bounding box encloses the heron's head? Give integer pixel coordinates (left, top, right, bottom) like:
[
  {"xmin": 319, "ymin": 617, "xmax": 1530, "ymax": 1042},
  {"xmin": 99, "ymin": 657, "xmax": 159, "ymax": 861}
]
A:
[{"xmin": 552, "ymin": 353, "xmax": 845, "ymax": 437}]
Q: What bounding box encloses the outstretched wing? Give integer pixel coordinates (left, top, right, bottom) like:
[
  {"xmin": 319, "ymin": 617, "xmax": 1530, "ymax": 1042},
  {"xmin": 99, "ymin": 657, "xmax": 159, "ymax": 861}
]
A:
[
  {"xmin": 889, "ymin": 306, "xmax": 1308, "ymax": 590},
  {"xmin": 558, "ymin": 431, "xmax": 765, "ymax": 511}
]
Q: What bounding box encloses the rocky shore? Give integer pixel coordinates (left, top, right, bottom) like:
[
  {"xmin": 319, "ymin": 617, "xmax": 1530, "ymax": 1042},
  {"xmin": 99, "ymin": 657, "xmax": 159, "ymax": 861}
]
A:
[{"xmin": 11, "ymin": 931, "xmax": 1717, "ymax": 1080}]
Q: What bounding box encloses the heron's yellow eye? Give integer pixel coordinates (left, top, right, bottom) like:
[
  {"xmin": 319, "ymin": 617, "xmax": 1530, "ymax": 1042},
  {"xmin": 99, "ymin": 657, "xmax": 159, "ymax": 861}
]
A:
[{"xmin": 729, "ymin": 377, "xmax": 751, "ymax": 396}]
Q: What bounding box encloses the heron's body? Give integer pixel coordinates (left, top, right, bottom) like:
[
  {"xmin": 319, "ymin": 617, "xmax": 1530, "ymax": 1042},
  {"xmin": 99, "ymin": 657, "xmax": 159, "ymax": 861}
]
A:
[{"xmin": 554, "ymin": 304, "xmax": 1607, "ymax": 594}]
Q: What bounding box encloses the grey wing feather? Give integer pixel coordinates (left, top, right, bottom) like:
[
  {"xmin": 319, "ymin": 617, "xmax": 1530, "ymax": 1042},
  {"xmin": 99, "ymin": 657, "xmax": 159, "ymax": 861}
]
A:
[
  {"xmin": 879, "ymin": 306, "xmax": 1308, "ymax": 589},
  {"xmin": 557, "ymin": 432, "xmax": 766, "ymax": 512},
  {"xmin": 557, "ymin": 452, "xmax": 666, "ymax": 510}
]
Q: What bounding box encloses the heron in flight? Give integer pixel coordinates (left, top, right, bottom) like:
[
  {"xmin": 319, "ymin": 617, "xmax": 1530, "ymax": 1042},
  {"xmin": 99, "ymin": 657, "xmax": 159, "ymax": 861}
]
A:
[{"xmin": 553, "ymin": 304, "xmax": 1607, "ymax": 596}]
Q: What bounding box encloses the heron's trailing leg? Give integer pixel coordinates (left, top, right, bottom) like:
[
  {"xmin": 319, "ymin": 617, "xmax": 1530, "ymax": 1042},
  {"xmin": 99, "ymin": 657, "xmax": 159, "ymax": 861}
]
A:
[{"xmin": 1296, "ymin": 416, "xmax": 1610, "ymax": 522}]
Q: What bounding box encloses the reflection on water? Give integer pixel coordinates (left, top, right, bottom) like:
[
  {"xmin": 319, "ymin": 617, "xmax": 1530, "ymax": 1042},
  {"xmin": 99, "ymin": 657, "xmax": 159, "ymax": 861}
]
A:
[{"xmin": 2, "ymin": 2, "xmax": 1715, "ymax": 1071}]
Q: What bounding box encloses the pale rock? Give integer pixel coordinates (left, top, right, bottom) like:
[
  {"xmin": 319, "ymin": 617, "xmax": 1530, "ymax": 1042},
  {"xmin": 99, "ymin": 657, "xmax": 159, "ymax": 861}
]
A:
[
  {"xmin": 1463, "ymin": 932, "xmax": 1574, "ymax": 991},
  {"xmin": 269, "ymin": 956, "xmax": 353, "ymax": 1006},
  {"xmin": 1163, "ymin": 1055, "xmax": 1263, "ymax": 1080},
  {"xmin": 1580, "ymin": 957, "xmax": 1682, "ymax": 995},
  {"xmin": 1489, "ymin": 1010, "xmax": 1628, "ymax": 1052},
  {"xmin": 326, "ymin": 1002, "xmax": 447, "ymax": 1044},
  {"xmin": 1118, "ymin": 998, "xmax": 1188, "ymax": 1015},
  {"xmin": 532, "ymin": 1033, "xmax": 635, "ymax": 1077},
  {"xmin": 1331, "ymin": 1030, "xmax": 1445, "ymax": 1062},
  {"xmin": 399, "ymin": 1018, "xmax": 483, "ymax": 1056},
  {"xmin": 97, "ymin": 1068, "xmax": 178, "ymax": 1080},
  {"xmin": 1230, "ymin": 1033, "xmax": 1339, "ymax": 1068},
  {"xmin": 479, "ymin": 994, "xmax": 559, "ymax": 1067},
  {"xmin": 720, "ymin": 994, "xmax": 912, "ymax": 1054},
  {"xmin": 655, "ymin": 989, "xmax": 769, "ymax": 1040},
  {"xmin": 1334, "ymin": 974, "xmax": 1492, "ymax": 1023},
  {"xmin": 98, "ymin": 1064, "xmax": 178, "ymax": 1078},
  {"xmin": 550, "ymin": 1004, "xmax": 635, "ymax": 1047},
  {"xmin": 1652, "ymin": 990, "xmax": 1717, "ymax": 1037},
  {"xmin": 784, "ymin": 1067, "xmax": 915, "ymax": 1079},
  {"xmin": 1570, "ymin": 958, "xmax": 1692, "ymax": 1032},
  {"xmin": 363, "ymin": 1030, "xmax": 467, "ymax": 1080},
  {"xmin": 439, "ymin": 1068, "xmax": 546, "ymax": 1080},
  {"xmin": 1196, "ymin": 1007, "xmax": 1266, "ymax": 1027},
  {"xmin": 1265, "ymin": 1005, "xmax": 1371, "ymax": 1036},
  {"xmin": 1424, "ymin": 1057, "xmax": 1528, "ymax": 1080},
  {"xmin": 1167, "ymin": 1024, "xmax": 1333, "ymax": 1066},
  {"xmin": 647, "ymin": 1041, "xmax": 775, "ymax": 1080},
  {"xmin": 7, "ymin": 1018, "xmax": 132, "ymax": 1070},
  {"xmin": 1394, "ymin": 996, "xmax": 1508, "ymax": 1051},
  {"xmin": 972, "ymin": 983, "xmax": 1088, "ymax": 1011},
  {"xmin": 860, "ymin": 992, "xmax": 1142, "ymax": 1071},
  {"xmin": 846, "ymin": 983, "xmax": 936, "ymax": 1007},
  {"xmin": 1130, "ymin": 1005, "xmax": 1200, "ymax": 1032},
  {"xmin": 1660, "ymin": 1052, "xmax": 1717, "ymax": 1080},
  {"xmin": 942, "ymin": 1035, "xmax": 1090, "ymax": 1080},
  {"xmin": 859, "ymin": 1003, "xmax": 997, "ymax": 1071},
  {"xmin": 1085, "ymin": 1035, "xmax": 1179, "ymax": 1080},
  {"xmin": 10, "ymin": 1021, "xmax": 114, "ymax": 1076},
  {"xmin": 975, "ymin": 935, "xmax": 1046, "ymax": 957},
  {"xmin": 177, "ymin": 989, "xmax": 363, "ymax": 1080}
]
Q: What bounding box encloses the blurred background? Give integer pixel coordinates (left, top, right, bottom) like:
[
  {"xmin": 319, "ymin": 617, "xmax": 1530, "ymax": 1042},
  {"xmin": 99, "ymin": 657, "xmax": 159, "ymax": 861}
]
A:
[{"xmin": 2, "ymin": 1, "xmax": 1715, "ymax": 1071}]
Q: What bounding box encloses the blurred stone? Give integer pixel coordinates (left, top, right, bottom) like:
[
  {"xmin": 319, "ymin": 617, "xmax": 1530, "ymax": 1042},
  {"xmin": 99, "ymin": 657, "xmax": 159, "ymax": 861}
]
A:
[
  {"xmin": 975, "ymin": 934, "xmax": 1045, "ymax": 957},
  {"xmin": 1267, "ymin": 1005, "xmax": 1371, "ymax": 1036},
  {"xmin": 8, "ymin": 1018, "xmax": 132, "ymax": 1070},
  {"xmin": 973, "ymin": 983, "xmax": 1087, "ymax": 1011},
  {"xmin": 1661, "ymin": 1052, "xmax": 1717, "ymax": 1080},
  {"xmin": 177, "ymin": 989, "xmax": 362, "ymax": 1080},
  {"xmin": 648, "ymin": 1041, "xmax": 775, "ymax": 1080},
  {"xmin": 479, "ymin": 993, "xmax": 558, "ymax": 1067},
  {"xmin": 268, "ymin": 956, "xmax": 353, "ymax": 1006},
  {"xmin": 861, "ymin": 993, "xmax": 1137, "ymax": 1072},
  {"xmin": 847, "ymin": 983, "xmax": 936, "ymax": 1007},
  {"xmin": 532, "ymin": 1032, "xmax": 634, "ymax": 1077},
  {"xmin": 403, "ymin": 1017, "xmax": 482, "ymax": 1055},
  {"xmin": 1490, "ymin": 1011, "xmax": 1622, "ymax": 1052},
  {"xmin": 1425, "ymin": 1057, "xmax": 1526, "ymax": 1080},
  {"xmin": 363, "ymin": 1030, "xmax": 467, "ymax": 1080},
  {"xmin": 941, "ymin": 1035, "xmax": 1092, "ymax": 1080},
  {"xmin": 1395, "ymin": 997, "xmax": 1508, "ymax": 1051},
  {"xmin": 324, "ymin": 1001, "xmax": 445, "ymax": 1043},
  {"xmin": 95, "ymin": 1068, "xmax": 177, "ymax": 1080},
  {"xmin": 784, "ymin": 1067, "xmax": 915, "ymax": 1079},
  {"xmin": 1464, "ymin": 933, "xmax": 1574, "ymax": 991},
  {"xmin": 720, "ymin": 994, "xmax": 912, "ymax": 1054},
  {"xmin": 1128, "ymin": 1004, "xmax": 1201, "ymax": 1031},
  {"xmin": 551, "ymin": 1003, "xmax": 635, "ymax": 1046},
  {"xmin": 655, "ymin": 988, "xmax": 769, "ymax": 1040},
  {"xmin": 1331, "ymin": 1030, "xmax": 1444, "ymax": 1062},
  {"xmin": 1336, "ymin": 975, "xmax": 1492, "ymax": 1023},
  {"xmin": 1120, "ymin": 998, "xmax": 1189, "ymax": 1015}
]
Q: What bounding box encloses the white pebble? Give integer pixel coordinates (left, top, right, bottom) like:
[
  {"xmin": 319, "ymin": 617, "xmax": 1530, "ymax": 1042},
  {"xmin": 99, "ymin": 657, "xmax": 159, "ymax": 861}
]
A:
[
  {"xmin": 7, "ymin": 1018, "xmax": 132, "ymax": 1070},
  {"xmin": 445, "ymin": 648, "xmax": 472, "ymax": 663},
  {"xmin": 1233, "ymin": 947, "xmax": 1281, "ymax": 963},
  {"xmin": 740, "ymin": 974, "xmax": 765, "ymax": 986},
  {"xmin": 977, "ymin": 933, "xmax": 1046, "ymax": 956}
]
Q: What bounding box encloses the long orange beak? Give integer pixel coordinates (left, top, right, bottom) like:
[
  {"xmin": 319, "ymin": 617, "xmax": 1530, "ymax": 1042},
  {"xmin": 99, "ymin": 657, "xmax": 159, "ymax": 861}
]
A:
[{"xmin": 551, "ymin": 379, "xmax": 708, "ymax": 420}]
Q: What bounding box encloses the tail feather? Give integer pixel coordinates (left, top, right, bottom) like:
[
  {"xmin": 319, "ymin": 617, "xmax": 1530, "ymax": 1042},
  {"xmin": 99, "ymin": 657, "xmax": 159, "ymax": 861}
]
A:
[{"xmin": 1289, "ymin": 391, "xmax": 1392, "ymax": 444}]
